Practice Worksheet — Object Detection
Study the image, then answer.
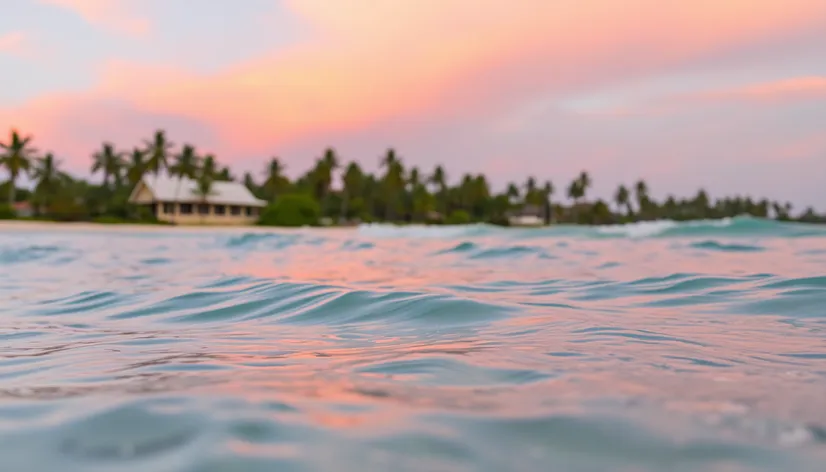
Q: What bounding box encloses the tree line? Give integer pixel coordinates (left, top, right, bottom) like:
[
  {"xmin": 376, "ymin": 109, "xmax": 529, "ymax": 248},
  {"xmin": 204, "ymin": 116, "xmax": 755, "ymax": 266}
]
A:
[{"xmin": 1, "ymin": 128, "xmax": 823, "ymax": 225}]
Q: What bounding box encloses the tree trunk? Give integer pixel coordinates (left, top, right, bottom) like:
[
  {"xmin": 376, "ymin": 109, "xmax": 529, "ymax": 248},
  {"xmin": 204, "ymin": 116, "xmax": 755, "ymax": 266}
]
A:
[
  {"xmin": 340, "ymin": 191, "xmax": 349, "ymax": 223},
  {"xmin": 152, "ymin": 170, "xmax": 160, "ymax": 212},
  {"xmin": 385, "ymin": 197, "xmax": 393, "ymax": 222},
  {"xmin": 7, "ymin": 176, "xmax": 15, "ymax": 205},
  {"xmin": 173, "ymin": 174, "xmax": 184, "ymax": 223},
  {"xmin": 545, "ymin": 199, "xmax": 552, "ymax": 225}
]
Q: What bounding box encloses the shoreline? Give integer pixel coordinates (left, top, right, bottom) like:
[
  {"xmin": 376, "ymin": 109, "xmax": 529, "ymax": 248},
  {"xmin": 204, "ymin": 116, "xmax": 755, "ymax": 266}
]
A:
[
  {"xmin": 1, "ymin": 217, "xmax": 822, "ymax": 234},
  {"xmin": 0, "ymin": 219, "xmax": 338, "ymax": 233}
]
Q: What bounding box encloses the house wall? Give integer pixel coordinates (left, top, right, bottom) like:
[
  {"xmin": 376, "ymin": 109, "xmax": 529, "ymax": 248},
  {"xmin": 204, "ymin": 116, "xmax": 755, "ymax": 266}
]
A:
[
  {"xmin": 154, "ymin": 201, "xmax": 262, "ymax": 225},
  {"xmin": 508, "ymin": 215, "xmax": 544, "ymax": 227},
  {"xmin": 13, "ymin": 204, "xmax": 33, "ymax": 217},
  {"xmin": 131, "ymin": 183, "xmax": 154, "ymax": 204}
]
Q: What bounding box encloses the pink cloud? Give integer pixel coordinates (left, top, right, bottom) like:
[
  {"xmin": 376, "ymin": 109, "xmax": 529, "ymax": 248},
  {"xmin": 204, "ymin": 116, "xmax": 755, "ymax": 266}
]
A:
[
  {"xmin": 773, "ymin": 132, "xmax": 826, "ymax": 162},
  {"xmin": 589, "ymin": 76, "xmax": 826, "ymax": 117},
  {"xmin": 4, "ymin": 0, "xmax": 826, "ymax": 173},
  {"xmin": 702, "ymin": 77, "xmax": 826, "ymax": 103},
  {"xmin": 0, "ymin": 31, "xmax": 31, "ymax": 58},
  {"xmin": 38, "ymin": 0, "xmax": 150, "ymax": 37}
]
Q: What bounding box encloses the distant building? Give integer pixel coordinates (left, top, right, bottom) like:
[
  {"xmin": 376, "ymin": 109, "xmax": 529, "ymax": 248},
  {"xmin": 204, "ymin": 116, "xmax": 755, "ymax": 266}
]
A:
[
  {"xmin": 425, "ymin": 210, "xmax": 444, "ymax": 223},
  {"xmin": 128, "ymin": 175, "xmax": 267, "ymax": 225},
  {"xmin": 12, "ymin": 201, "xmax": 33, "ymax": 218},
  {"xmin": 505, "ymin": 204, "xmax": 546, "ymax": 227}
]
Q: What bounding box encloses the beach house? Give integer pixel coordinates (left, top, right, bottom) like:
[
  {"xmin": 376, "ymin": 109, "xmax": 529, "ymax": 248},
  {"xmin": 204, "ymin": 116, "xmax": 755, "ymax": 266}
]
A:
[
  {"xmin": 505, "ymin": 204, "xmax": 547, "ymax": 227},
  {"xmin": 128, "ymin": 175, "xmax": 267, "ymax": 225}
]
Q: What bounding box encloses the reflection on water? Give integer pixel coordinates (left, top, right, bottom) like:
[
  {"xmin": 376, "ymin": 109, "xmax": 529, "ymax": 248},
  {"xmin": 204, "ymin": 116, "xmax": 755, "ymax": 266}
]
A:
[{"xmin": 1, "ymin": 219, "xmax": 825, "ymax": 471}]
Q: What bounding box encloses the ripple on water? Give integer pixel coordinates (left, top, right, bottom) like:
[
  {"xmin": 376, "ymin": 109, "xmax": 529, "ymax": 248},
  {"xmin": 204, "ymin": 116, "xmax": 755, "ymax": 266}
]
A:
[
  {"xmin": 689, "ymin": 240, "xmax": 766, "ymax": 252},
  {"xmin": 354, "ymin": 357, "xmax": 554, "ymax": 386},
  {"xmin": 1, "ymin": 222, "xmax": 826, "ymax": 471},
  {"xmin": 0, "ymin": 245, "xmax": 63, "ymax": 264}
]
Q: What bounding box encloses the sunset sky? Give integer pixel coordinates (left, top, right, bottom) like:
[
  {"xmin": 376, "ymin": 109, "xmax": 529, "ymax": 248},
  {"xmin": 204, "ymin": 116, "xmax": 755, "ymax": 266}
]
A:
[{"xmin": 2, "ymin": 0, "xmax": 825, "ymax": 208}]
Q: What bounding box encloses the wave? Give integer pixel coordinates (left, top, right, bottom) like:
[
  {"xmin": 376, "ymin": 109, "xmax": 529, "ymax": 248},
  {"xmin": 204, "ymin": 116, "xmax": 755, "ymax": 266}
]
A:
[
  {"xmin": 687, "ymin": 240, "xmax": 765, "ymax": 252},
  {"xmin": 435, "ymin": 241, "xmax": 552, "ymax": 259},
  {"xmin": 596, "ymin": 216, "xmax": 826, "ymax": 239},
  {"xmin": 70, "ymin": 277, "xmax": 516, "ymax": 328},
  {"xmin": 0, "ymin": 244, "xmax": 64, "ymax": 264},
  {"xmin": 183, "ymin": 216, "xmax": 826, "ymax": 252},
  {"xmin": 357, "ymin": 223, "xmax": 495, "ymax": 239},
  {"xmin": 354, "ymin": 216, "xmax": 826, "ymax": 240}
]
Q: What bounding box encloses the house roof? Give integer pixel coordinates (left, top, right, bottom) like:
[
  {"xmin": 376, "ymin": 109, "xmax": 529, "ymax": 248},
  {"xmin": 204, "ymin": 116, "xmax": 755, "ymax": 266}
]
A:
[
  {"xmin": 505, "ymin": 204, "xmax": 544, "ymax": 217},
  {"xmin": 129, "ymin": 175, "xmax": 267, "ymax": 207}
]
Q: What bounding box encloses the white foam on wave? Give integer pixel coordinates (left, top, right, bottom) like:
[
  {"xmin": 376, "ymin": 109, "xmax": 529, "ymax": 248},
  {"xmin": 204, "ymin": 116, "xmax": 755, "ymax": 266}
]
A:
[
  {"xmin": 356, "ymin": 223, "xmax": 493, "ymax": 239},
  {"xmin": 596, "ymin": 217, "xmax": 734, "ymax": 239},
  {"xmin": 358, "ymin": 217, "xmax": 740, "ymax": 240}
]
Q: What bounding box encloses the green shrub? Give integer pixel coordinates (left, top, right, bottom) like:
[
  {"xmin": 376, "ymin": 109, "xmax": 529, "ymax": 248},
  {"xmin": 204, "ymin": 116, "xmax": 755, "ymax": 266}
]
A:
[
  {"xmin": 93, "ymin": 216, "xmax": 129, "ymax": 224},
  {"xmin": 487, "ymin": 215, "xmax": 510, "ymax": 227},
  {"xmin": 0, "ymin": 204, "xmax": 15, "ymax": 220},
  {"xmin": 47, "ymin": 200, "xmax": 89, "ymax": 222},
  {"xmin": 445, "ymin": 209, "xmax": 471, "ymax": 225},
  {"xmin": 259, "ymin": 194, "xmax": 320, "ymax": 227},
  {"xmin": 134, "ymin": 206, "xmax": 158, "ymax": 223}
]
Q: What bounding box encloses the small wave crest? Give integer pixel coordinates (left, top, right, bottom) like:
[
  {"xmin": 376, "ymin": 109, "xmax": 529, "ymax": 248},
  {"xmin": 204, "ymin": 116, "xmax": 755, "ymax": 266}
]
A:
[
  {"xmin": 357, "ymin": 223, "xmax": 497, "ymax": 239},
  {"xmin": 595, "ymin": 216, "xmax": 825, "ymax": 239},
  {"xmin": 0, "ymin": 244, "xmax": 64, "ymax": 264},
  {"xmin": 353, "ymin": 217, "xmax": 825, "ymax": 241},
  {"xmin": 435, "ymin": 241, "xmax": 551, "ymax": 259},
  {"xmin": 85, "ymin": 277, "xmax": 515, "ymax": 328},
  {"xmin": 688, "ymin": 240, "xmax": 765, "ymax": 252}
]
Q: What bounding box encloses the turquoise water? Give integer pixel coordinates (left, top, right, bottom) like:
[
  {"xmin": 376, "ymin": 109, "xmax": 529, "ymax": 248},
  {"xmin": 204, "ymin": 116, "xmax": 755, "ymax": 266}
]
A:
[{"xmin": 1, "ymin": 217, "xmax": 825, "ymax": 471}]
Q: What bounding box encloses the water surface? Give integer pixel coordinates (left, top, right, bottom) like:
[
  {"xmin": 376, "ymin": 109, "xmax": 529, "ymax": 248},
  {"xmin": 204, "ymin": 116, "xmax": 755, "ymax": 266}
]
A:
[{"xmin": 1, "ymin": 217, "xmax": 825, "ymax": 471}]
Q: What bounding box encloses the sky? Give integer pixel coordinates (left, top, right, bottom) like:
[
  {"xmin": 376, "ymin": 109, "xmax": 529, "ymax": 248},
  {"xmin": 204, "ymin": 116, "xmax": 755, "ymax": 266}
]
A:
[{"xmin": 1, "ymin": 0, "xmax": 825, "ymax": 209}]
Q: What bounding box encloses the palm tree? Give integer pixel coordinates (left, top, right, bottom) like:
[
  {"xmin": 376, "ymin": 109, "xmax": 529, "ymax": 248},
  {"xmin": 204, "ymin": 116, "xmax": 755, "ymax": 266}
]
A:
[
  {"xmin": 169, "ymin": 144, "xmax": 199, "ymax": 199},
  {"xmin": 470, "ymin": 174, "xmax": 491, "ymax": 220},
  {"xmin": 406, "ymin": 167, "xmax": 422, "ymax": 219},
  {"xmin": 429, "ymin": 165, "xmax": 447, "ymax": 215},
  {"xmin": 693, "ymin": 189, "xmax": 710, "ymax": 219},
  {"xmin": 243, "ymin": 172, "xmax": 258, "ymax": 195},
  {"xmin": 341, "ymin": 161, "xmax": 364, "ymax": 221},
  {"xmin": 380, "ymin": 148, "xmax": 399, "ymax": 170},
  {"xmin": 144, "ymin": 129, "xmax": 173, "ymax": 182},
  {"xmin": 126, "ymin": 148, "xmax": 147, "ymax": 188},
  {"xmin": 614, "ymin": 184, "xmax": 630, "ymax": 216},
  {"xmin": 541, "ymin": 180, "xmax": 554, "ymax": 224},
  {"xmin": 0, "ymin": 129, "xmax": 36, "ymax": 205},
  {"xmin": 567, "ymin": 179, "xmax": 583, "ymax": 205},
  {"xmin": 261, "ymin": 157, "xmax": 287, "ymax": 202},
  {"xmin": 192, "ymin": 170, "xmax": 215, "ymax": 225},
  {"xmin": 634, "ymin": 180, "xmax": 648, "ymax": 214},
  {"xmin": 201, "ymin": 154, "xmax": 217, "ymax": 180},
  {"xmin": 577, "ymin": 171, "xmax": 591, "ymax": 201},
  {"xmin": 322, "ymin": 147, "xmax": 340, "ymax": 171},
  {"xmin": 315, "ymin": 148, "xmax": 339, "ymax": 215},
  {"xmin": 566, "ymin": 178, "xmax": 585, "ymax": 222},
  {"xmin": 32, "ymin": 153, "xmax": 65, "ymax": 213},
  {"xmin": 506, "ymin": 182, "xmax": 520, "ymax": 202},
  {"xmin": 380, "ymin": 148, "xmax": 404, "ymax": 221},
  {"xmin": 90, "ymin": 142, "xmax": 124, "ymax": 190},
  {"xmin": 411, "ymin": 183, "xmax": 435, "ymax": 222},
  {"xmin": 524, "ymin": 177, "xmax": 538, "ymax": 206},
  {"xmin": 408, "ymin": 167, "xmax": 421, "ymax": 189},
  {"xmin": 217, "ymin": 167, "xmax": 233, "ymax": 182}
]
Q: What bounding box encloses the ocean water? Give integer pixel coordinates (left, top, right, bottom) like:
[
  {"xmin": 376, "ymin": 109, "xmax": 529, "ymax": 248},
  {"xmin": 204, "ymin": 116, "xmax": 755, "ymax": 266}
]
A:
[{"xmin": 1, "ymin": 216, "xmax": 825, "ymax": 472}]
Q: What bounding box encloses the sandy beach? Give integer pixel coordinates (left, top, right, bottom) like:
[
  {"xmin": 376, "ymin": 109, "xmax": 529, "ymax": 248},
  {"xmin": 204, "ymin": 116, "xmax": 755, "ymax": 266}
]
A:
[{"xmin": 0, "ymin": 219, "xmax": 337, "ymax": 234}]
